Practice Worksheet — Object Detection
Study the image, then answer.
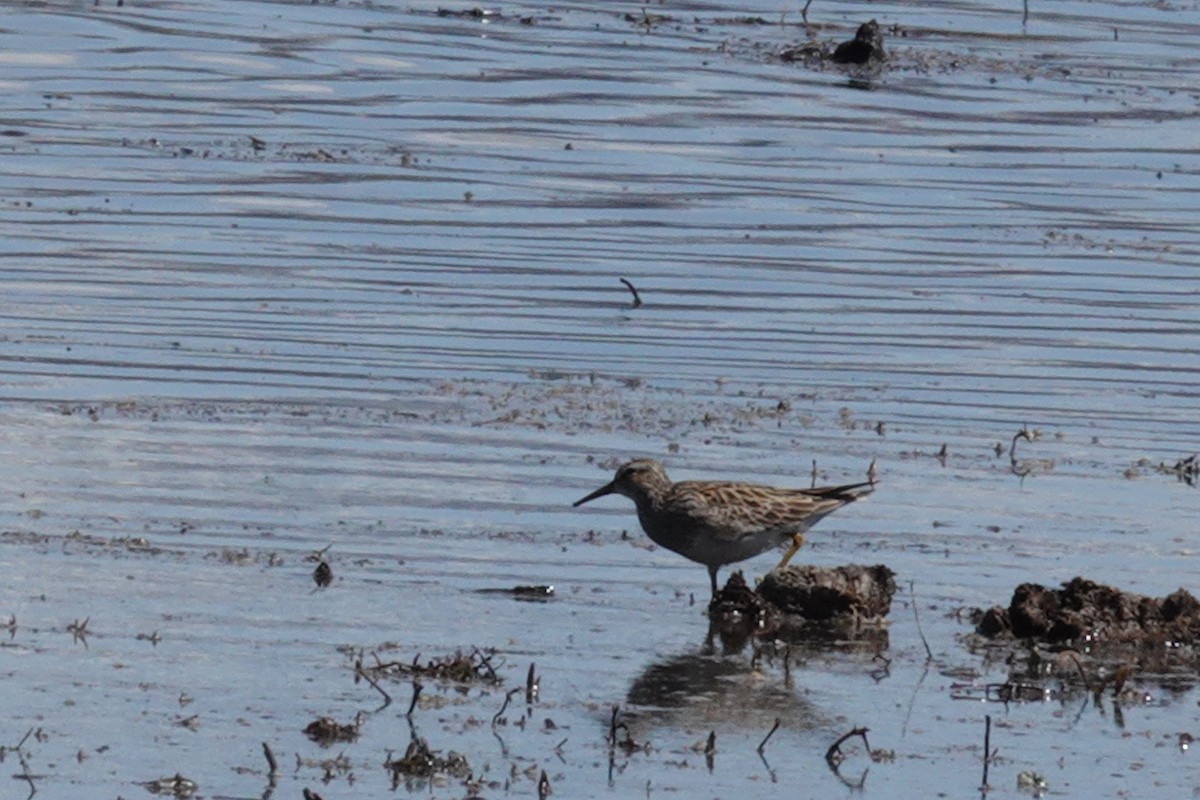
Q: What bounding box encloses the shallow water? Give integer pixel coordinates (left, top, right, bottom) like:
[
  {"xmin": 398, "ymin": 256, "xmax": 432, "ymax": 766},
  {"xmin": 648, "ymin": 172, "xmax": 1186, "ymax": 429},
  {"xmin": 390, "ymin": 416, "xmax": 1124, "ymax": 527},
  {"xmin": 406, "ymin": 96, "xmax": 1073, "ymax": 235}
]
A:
[{"xmin": 1, "ymin": 0, "xmax": 1198, "ymax": 797}]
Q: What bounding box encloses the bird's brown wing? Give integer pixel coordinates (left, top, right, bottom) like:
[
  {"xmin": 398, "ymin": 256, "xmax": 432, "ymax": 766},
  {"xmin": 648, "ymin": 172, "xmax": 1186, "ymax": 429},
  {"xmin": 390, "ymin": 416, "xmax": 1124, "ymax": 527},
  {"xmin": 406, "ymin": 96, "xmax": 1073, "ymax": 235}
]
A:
[{"xmin": 667, "ymin": 480, "xmax": 843, "ymax": 539}]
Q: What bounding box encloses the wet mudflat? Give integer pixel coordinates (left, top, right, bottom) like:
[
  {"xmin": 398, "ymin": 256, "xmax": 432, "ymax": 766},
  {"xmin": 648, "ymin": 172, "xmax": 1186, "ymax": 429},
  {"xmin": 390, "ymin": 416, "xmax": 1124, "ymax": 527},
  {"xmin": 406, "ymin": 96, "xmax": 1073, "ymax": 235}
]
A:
[{"xmin": 1, "ymin": 0, "xmax": 1198, "ymax": 797}]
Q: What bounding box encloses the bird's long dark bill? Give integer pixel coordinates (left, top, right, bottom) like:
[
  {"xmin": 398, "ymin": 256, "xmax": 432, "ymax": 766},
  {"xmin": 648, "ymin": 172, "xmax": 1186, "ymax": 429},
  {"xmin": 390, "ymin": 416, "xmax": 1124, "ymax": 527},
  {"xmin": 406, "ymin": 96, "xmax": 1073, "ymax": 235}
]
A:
[{"xmin": 573, "ymin": 482, "xmax": 616, "ymax": 507}]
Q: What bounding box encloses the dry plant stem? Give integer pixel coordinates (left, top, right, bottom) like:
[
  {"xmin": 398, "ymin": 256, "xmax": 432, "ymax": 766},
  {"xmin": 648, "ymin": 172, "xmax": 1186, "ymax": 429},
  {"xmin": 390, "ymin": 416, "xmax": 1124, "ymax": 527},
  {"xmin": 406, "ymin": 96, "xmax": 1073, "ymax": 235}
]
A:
[
  {"xmin": 909, "ymin": 581, "xmax": 934, "ymax": 661},
  {"xmin": 492, "ymin": 688, "xmax": 521, "ymax": 726},
  {"xmin": 406, "ymin": 680, "xmax": 423, "ymax": 718},
  {"xmin": 262, "ymin": 742, "xmax": 279, "ymax": 779},
  {"xmin": 825, "ymin": 726, "xmax": 870, "ymax": 767},
  {"xmin": 1065, "ymin": 652, "xmax": 1091, "ymax": 691},
  {"xmin": 981, "ymin": 714, "xmax": 992, "ymax": 792},
  {"xmin": 757, "ymin": 718, "xmax": 782, "ymax": 754},
  {"xmin": 472, "ymin": 647, "xmax": 499, "ymax": 682},
  {"xmin": 1009, "ymin": 426, "xmax": 1032, "ymax": 464},
  {"xmin": 526, "ymin": 662, "xmax": 538, "ymax": 704},
  {"xmin": 619, "ymin": 278, "xmax": 643, "ymax": 308},
  {"xmin": 3, "ymin": 727, "xmax": 39, "ymax": 799},
  {"xmin": 17, "ymin": 755, "xmax": 35, "ymax": 800},
  {"xmin": 354, "ymin": 662, "xmax": 393, "ymax": 708}
]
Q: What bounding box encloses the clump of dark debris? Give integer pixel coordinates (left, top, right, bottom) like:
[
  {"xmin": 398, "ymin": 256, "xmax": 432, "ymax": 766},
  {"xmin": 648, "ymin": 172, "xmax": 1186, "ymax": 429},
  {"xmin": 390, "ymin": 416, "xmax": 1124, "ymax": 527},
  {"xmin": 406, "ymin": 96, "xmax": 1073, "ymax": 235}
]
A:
[
  {"xmin": 384, "ymin": 737, "xmax": 470, "ymax": 789},
  {"xmin": 710, "ymin": 564, "xmax": 896, "ymax": 636},
  {"xmin": 361, "ymin": 647, "xmax": 502, "ymax": 685},
  {"xmin": 975, "ymin": 577, "xmax": 1200, "ymax": 647},
  {"xmin": 709, "ymin": 571, "xmax": 780, "ymax": 628},
  {"xmin": 1157, "ymin": 453, "xmax": 1198, "ymax": 486},
  {"xmin": 304, "ymin": 713, "xmax": 363, "ymax": 746}
]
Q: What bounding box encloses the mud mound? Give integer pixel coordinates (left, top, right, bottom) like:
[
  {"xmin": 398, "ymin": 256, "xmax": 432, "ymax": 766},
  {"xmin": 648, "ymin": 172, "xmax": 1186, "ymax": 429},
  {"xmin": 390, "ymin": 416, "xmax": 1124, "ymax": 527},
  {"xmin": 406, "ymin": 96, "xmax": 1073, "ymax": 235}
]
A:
[
  {"xmin": 710, "ymin": 564, "xmax": 895, "ymax": 633},
  {"xmin": 976, "ymin": 577, "xmax": 1200, "ymax": 646},
  {"xmin": 760, "ymin": 564, "xmax": 896, "ymax": 621}
]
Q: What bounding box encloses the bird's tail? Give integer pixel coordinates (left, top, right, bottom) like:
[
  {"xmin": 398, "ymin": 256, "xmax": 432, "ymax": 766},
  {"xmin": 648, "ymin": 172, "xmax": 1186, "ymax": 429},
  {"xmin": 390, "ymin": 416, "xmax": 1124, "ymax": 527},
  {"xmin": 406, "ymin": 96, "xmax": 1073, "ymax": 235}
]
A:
[{"xmin": 801, "ymin": 479, "xmax": 876, "ymax": 503}]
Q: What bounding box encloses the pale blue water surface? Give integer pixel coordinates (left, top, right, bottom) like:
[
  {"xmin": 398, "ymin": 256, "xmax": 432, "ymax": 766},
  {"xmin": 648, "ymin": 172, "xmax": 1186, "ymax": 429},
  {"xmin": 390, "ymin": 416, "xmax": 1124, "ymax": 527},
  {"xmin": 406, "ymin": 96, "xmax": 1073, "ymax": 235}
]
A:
[{"xmin": 0, "ymin": 1, "xmax": 1198, "ymax": 797}]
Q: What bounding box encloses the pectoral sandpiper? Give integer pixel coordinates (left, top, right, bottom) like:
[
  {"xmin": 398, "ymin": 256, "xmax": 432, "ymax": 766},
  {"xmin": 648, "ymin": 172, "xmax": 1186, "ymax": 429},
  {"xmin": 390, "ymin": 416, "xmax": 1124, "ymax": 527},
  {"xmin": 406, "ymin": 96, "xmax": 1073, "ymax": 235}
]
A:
[{"xmin": 574, "ymin": 459, "xmax": 874, "ymax": 596}]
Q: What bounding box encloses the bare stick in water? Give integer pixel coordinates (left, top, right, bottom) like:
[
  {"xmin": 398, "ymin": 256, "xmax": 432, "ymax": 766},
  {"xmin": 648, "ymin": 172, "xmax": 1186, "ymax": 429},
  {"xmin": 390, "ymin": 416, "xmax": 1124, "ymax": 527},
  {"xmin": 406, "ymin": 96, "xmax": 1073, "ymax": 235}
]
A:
[
  {"xmin": 758, "ymin": 718, "xmax": 782, "ymax": 753},
  {"xmin": 910, "ymin": 581, "xmax": 933, "ymax": 661},
  {"xmin": 619, "ymin": 278, "xmax": 643, "ymax": 308}
]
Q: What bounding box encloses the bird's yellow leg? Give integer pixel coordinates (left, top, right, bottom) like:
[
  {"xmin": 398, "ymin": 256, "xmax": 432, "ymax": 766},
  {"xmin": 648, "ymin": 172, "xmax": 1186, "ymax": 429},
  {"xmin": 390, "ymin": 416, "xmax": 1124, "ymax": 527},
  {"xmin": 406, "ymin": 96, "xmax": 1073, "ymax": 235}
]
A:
[{"xmin": 774, "ymin": 533, "xmax": 805, "ymax": 571}]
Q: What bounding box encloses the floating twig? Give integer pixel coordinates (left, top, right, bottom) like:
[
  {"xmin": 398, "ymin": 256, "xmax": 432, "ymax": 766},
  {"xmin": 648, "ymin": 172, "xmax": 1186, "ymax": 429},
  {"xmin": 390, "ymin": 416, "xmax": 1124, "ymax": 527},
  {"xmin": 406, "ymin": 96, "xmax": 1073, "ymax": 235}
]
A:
[
  {"xmin": 802, "ymin": 0, "xmax": 815, "ymax": 24},
  {"xmin": 619, "ymin": 278, "xmax": 643, "ymax": 309},
  {"xmin": 811, "ymin": 459, "xmax": 818, "ymax": 489},
  {"xmin": 757, "ymin": 718, "xmax": 781, "ymax": 754},
  {"xmin": 704, "ymin": 730, "xmax": 716, "ymax": 771}
]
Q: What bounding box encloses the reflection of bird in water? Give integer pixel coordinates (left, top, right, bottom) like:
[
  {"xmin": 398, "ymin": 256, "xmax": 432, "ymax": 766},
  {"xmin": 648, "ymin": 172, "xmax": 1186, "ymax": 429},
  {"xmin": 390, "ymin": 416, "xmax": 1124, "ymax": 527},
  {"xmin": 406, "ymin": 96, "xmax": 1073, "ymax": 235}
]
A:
[
  {"xmin": 574, "ymin": 459, "xmax": 874, "ymax": 596},
  {"xmin": 622, "ymin": 647, "xmax": 822, "ymax": 736},
  {"xmin": 615, "ymin": 628, "xmax": 891, "ymax": 785}
]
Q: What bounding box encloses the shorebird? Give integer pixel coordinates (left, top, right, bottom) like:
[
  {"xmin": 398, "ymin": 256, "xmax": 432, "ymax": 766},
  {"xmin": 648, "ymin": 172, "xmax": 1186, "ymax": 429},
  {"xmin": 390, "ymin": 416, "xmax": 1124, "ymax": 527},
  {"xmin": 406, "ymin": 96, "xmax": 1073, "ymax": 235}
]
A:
[
  {"xmin": 831, "ymin": 19, "xmax": 885, "ymax": 64},
  {"xmin": 574, "ymin": 459, "xmax": 874, "ymax": 597}
]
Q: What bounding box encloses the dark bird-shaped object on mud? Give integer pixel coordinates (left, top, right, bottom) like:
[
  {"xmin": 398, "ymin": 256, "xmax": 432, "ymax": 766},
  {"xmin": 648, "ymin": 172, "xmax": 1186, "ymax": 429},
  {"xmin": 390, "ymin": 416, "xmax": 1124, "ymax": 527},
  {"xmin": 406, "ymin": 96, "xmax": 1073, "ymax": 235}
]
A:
[{"xmin": 831, "ymin": 19, "xmax": 885, "ymax": 65}]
